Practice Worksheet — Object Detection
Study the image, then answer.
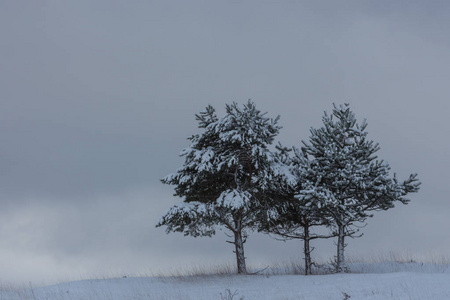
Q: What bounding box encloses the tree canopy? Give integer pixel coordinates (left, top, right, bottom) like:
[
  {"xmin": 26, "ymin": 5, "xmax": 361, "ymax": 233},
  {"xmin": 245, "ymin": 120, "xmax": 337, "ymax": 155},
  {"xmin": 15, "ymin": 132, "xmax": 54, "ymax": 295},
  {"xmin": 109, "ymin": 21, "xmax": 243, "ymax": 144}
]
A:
[
  {"xmin": 294, "ymin": 103, "xmax": 420, "ymax": 272},
  {"xmin": 158, "ymin": 102, "xmax": 420, "ymax": 274},
  {"xmin": 157, "ymin": 100, "xmax": 290, "ymax": 273}
]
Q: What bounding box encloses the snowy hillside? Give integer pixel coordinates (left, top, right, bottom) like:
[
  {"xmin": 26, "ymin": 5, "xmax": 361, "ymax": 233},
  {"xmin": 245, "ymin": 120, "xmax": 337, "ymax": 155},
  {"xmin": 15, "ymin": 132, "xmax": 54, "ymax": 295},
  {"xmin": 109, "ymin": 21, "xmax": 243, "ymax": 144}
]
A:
[{"xmin": 3, "ymin": 262, "xmax": 450, "ymax": 300}]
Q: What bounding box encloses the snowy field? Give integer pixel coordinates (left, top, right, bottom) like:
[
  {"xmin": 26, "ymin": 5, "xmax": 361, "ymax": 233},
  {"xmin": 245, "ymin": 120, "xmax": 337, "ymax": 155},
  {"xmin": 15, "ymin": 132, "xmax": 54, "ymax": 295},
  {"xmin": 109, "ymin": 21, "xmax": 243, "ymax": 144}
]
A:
[{"xmin": 2, "ymin": 261, "xmax": 450, "ymax": 300}]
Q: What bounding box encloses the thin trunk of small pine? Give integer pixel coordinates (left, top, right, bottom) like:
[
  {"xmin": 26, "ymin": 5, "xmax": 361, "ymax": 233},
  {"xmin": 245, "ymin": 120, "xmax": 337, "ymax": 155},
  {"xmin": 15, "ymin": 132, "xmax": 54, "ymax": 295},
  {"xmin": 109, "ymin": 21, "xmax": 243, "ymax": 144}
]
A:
[
  {"xmin": 234, "ymin": 229, "xmax": 247, "ymax": 274},
  {"xmin": 336, "ymin": 224, "xmax": 346, "ymax": 273},
  {"xmin": 303, "ymin": 225, "xmax": 312, "ymax": 275}
]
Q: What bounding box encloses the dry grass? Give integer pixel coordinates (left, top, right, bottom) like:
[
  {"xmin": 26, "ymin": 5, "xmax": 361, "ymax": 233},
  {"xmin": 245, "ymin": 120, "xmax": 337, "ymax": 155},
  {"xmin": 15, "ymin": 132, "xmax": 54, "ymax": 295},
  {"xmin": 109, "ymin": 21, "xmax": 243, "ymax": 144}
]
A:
[
  {"xmin": 151, "ymin": 252, "xmax": 450, "ymax": 280},
  {"xmin": 151, "ymin": 263, "xmax": 236, "ymax": 283}
]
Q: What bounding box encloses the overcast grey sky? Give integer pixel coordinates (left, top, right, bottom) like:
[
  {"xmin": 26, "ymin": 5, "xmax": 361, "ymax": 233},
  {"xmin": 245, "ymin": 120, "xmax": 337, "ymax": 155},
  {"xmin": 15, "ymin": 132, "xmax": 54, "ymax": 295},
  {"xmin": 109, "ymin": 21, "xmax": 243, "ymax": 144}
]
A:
[{"xmin": 1, "ymin": 1, "xmax": 450, "ymax": 285}]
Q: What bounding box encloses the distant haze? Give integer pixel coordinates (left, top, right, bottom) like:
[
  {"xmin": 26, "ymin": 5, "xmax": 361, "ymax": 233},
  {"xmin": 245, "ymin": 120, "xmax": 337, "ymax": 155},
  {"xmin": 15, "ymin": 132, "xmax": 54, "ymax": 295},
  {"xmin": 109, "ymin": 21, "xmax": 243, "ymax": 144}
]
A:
[{"xmin": 1, "ymin": 1, "xmax": 449, "ymax": 284}]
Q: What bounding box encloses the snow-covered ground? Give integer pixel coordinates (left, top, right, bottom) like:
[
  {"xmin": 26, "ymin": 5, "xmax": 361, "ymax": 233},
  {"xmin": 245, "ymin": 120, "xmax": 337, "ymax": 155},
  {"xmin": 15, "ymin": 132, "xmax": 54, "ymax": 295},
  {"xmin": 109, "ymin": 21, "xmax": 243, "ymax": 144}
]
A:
[{"xmin": 2, "ymin": 262, "xmax": 450, "ymax": 299}]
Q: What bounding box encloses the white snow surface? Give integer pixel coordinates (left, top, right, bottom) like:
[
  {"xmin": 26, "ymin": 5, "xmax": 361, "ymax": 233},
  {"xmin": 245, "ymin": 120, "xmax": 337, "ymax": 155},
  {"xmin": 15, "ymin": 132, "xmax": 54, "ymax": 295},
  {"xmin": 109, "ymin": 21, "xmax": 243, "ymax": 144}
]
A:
[
  {"xmin": 3, "ymin": 264, "xmax": 450, "ymax": 300},
  {"xmin": 217, "ymin": 189, "xmax": 251, "ymax": 210}
]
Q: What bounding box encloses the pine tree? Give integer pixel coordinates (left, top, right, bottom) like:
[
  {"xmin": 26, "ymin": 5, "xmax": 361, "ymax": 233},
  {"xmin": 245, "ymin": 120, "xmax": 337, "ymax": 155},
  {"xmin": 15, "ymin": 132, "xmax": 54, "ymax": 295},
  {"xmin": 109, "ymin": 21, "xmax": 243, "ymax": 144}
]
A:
[
  {"xmin": 157, "ymin": 100, "xmax": 285, "ymax": 274},
  {"xmin": 295, "ymin": 104, "xmax": 420, "ymax": 273}
]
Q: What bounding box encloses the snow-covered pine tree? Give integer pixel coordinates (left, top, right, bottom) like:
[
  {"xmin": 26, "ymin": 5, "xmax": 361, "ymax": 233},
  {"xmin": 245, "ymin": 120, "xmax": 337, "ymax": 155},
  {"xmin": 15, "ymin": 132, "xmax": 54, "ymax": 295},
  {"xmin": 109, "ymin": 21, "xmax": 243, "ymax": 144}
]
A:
[
  {"xmin": 262, "ymin": 144, "xmax": 334, "ymax": 275},
  {"xmin": 157, "ymin": 100, "xmax": 285, "ymax": 274},
  {"xmin": 295, "ymin": 104, "xmax": 420, "ymax": 273}
]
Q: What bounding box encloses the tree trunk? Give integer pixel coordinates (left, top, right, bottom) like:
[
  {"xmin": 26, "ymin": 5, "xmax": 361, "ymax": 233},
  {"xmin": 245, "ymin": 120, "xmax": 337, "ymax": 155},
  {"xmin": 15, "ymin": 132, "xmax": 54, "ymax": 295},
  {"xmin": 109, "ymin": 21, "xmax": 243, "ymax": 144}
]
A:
[
  {"xmin": 303, "ymin": 225, "xmax": 312, "ymax": 275},
  {"xmin": 234, "ymin": 229, "xmax": 247, "ymax": 274},
  {"xmin": 336, "ymin": 224, "xmax": 346, "ymax": 273}
]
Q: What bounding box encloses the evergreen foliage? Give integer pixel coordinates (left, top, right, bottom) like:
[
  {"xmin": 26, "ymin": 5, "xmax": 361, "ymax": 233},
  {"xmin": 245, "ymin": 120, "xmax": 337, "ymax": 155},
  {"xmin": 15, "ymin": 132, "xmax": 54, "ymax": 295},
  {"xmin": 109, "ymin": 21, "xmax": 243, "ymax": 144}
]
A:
[
  {"xmin": 294, "ymin": 103, "xmax": 420, "ymax": 272},
  {"xmin": 158, "ymin": 102, "xmax": 421, "ymax": 274},
  {"xmin": 157, "ymin": 100, "xmax": 288, "ymax": 274}
]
